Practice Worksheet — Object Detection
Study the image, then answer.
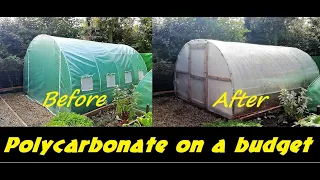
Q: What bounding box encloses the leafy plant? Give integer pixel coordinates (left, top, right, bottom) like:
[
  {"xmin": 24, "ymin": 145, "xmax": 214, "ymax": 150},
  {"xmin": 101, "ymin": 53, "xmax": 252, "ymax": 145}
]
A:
[
  {"xmin": 137, "ymin": 112, "xmax": 152, "ymax": 127},
  {"xmin": 278, "ymin": 88, "xmax": 312, "ymax": 120},
  {"xmin": 45, "ymin": 112, "xmax": 94, "ymax": 127},
  {"xmin": 294, "ymin": 114, "xmax": 320, "ymax": 127},
  {"xmin": 112, "ymin": 85, "xmax": 140, "ymax": 124},
  {"xmin": 202, "ymin": 119, "xmax": 262, "ymax": 127},
  {"xmin": 122, "ymin": 112, "xmax": 152, "ymax": 127}
]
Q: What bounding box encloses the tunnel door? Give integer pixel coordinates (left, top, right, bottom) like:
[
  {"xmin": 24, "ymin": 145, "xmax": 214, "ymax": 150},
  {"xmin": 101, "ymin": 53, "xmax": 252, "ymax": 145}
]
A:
[{"xmin": 188, "ymin": 42, "xmax": 208, "ymax": 107}]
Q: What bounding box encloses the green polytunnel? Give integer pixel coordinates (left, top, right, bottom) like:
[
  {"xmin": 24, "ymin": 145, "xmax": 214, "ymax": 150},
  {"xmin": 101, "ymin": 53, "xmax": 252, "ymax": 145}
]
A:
[
  {"xmin": 136, "ymin": 70, "xmax": 152, "ymax": 112},
  {"xmin": 139, "ymin": 53, "xmax": 152, "ymax": 71},
  {"xmin": 307, "ymin": 76, "xmax": 320, "ymax": 113},
  {"xmin": 23, "ymin": 34, "xmax": 147, "ymax": 115}
]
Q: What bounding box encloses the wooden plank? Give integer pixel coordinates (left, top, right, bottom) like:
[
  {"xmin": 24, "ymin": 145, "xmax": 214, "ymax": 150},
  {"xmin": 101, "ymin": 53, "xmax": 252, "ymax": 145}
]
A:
[
  {"xmin": 204, "ymin": 42, "xmax": 208, "ymax": 107},
  {"xmin": 175, "ymin": 70, "xmax": 188, "ymax": 74},
  {"xmin": 0, "ymin": 96, "xmax": 28, "ymax": 127},
  {"xmin": 207, "ymin": 75, "xmax": 231, "ymax": 82},
  {"xmin": 234, "ymin": 106, "xmax": 281, "ymax": 120},
  {"xmin": 82, "ymin": 103, "xmax": 115, "ymax": 117},
  {"xmin": 153, "ymin": 90, "xmax": 175, "ymax": 96},
  {"xmin": 0, "ymin": 86, "xmax": 23, "ymax": 92},
  {"xmin": 190, "ymin": 74, "xmax": 205, "ymax": 80}
]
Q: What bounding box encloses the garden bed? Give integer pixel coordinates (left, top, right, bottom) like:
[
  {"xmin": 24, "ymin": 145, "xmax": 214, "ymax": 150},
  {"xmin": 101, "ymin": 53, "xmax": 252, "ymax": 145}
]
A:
[
  {"xmin": 87, "ymin": 105, "xmax": 121, "ymax": 127},
  {"xmin": 0, "ymin": 92, "xmax": 53, "ymax": 126},
  {"xmin": 85, "ymin": 104, "xmax": 146, "ymax": 127},
  {"xmin": 153, "ymin": 95, "xmax": 296, "ymax": 127}
]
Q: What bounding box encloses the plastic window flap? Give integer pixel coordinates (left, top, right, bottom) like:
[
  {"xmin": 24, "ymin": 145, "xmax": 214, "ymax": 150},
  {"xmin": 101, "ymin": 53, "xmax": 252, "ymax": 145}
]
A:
[
  {"xmin": 106, "ymin": 73, "xmax": 116, "ymax": 87},
  {"xmin": 138, "ymin": 70, "xmax": 144, "ymax": 80},
  {"xmin": 125, "ymin": 70, "xmax": 132, "ymax": 83},
  {"xmin": 81, "ymin": 75, "xmax": 93, "ymax": 91}
]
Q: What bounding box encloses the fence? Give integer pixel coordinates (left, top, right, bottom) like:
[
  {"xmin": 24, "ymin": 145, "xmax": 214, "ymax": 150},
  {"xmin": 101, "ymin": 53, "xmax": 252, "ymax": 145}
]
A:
[
  {"xmin": 153, "ymin": 73, "xmax": 174, "ymax": 92},
  {"xmin": 0, "ymin": 70, "xmax": 23, "ymax": 89}
]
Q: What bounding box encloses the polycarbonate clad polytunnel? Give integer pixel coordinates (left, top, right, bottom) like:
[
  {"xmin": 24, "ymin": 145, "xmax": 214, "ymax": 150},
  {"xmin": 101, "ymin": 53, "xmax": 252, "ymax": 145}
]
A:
[
  {"xmin": 174, "ymin": 39, "xmax": 320, "ymax": 119},
  {"xmin": 24, "ymin": 34, "xmax": 147, "ymax": 115}
]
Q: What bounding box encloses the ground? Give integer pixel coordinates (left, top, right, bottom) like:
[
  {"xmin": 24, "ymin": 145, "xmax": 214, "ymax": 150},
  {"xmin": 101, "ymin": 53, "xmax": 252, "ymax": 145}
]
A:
[
  {"xmin": 153, "ymin": 96, "xmax": 221, "ymax": 127},
  {"xmin": 0, "ymin": 92, "xmax": 122, "ymax": 127},
  {"xmin": 89, "ymin": 106, "xmax": 121, "ymax": 127},
  {"xmin": 153, "ymin": 95, "xmax": 293, "ymax": 127},
  {"xmin": 0, "ymin": 92, "xmax": 53, "ymax": 127}
]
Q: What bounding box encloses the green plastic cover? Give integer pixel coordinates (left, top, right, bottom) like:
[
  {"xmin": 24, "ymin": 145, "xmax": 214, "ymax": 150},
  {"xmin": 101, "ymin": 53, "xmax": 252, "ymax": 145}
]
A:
[
  {"xmin": 139, "ymin": 53, "xmax": 152, "ymax": 71},
  {"xmin": 136, "ymin": 70, "xmax": 152, "ymax": 112},
  {"xmin": 307, "ymin": 76, "xmax": 320, "ymax": 113},
  {"xmin": 311, "ymin": 56, "xmax": 320, "ymax": 70},
  {"xmin": 24, "ymin": 34, "xmax": 147, "ymax": 115}
]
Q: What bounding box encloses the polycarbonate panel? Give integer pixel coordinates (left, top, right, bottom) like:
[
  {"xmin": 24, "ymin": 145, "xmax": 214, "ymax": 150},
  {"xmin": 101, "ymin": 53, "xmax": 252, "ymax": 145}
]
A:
[
  {"xmin": 190, "ymin": 49, "xmax": 205, "ymax": 77},
  {"xmin": 176, "ymin": 44, "xmax": 189, "ymax": 73},
  {"xmin": 190, "ymin": 78, "xmax": 205, "ymax": 105},
  {"xmin": 175, "ymin": 73, "xmax": 189, "ymax": 100},
  {"xmin": 210, "ymin": 39, "xmax": 319, "ymax": 95},
  {"xmin": 207, "ymin": 43, "xmax": 230, "ymax": 78},
  {"xmin": 207, "ymin": 79, "xmax": 233, "ymax": 119}
]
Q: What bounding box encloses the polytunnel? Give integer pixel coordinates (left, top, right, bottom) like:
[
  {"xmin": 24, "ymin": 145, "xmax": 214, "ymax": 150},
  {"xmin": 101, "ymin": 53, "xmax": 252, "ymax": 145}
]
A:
[
  {"xmin": 24, "ymin": 34, "xmax": 147, "ymax": 115},
  {"xmin": 174, "ymin": 39, "xmax": 320, "ymax": 119},
  {"xmin": 136, "ymin": 70, "xmax": 152, "ymax": 112},
  {"xmin": 140, "ymin": 53, "xmax": 152, "ymax": 71},
  {"xmin": 307, "ymin": 76, "xmax": 320, "ymax": 113}
]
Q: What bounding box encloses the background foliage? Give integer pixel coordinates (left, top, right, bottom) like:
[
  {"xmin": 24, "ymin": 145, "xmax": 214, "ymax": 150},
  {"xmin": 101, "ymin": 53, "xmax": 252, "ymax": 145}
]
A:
[
  {"xmin": 153, "ymin": 17, "xmax": 320, "ymax": 91},
  {"xmin": 0, "ymin": 17, "xmax": 152, "ymax": 87}
]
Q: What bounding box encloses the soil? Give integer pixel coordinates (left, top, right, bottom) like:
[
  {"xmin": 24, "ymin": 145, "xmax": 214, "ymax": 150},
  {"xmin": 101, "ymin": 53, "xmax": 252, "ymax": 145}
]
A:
[
  {"xmin": 89, "ymin": 107, "xmax": 121, "ymax": 127},
  {"xmin": 153, "ymin": 95, "xmax": 295, "ymax": 127},
  {"xmin": 0, "ymin": 97, "xmax": 24, "ymax": 127},
  {"xmin": 0, "ymin": 93, "xmax": 53, "ymax": 126},
  {"xmin": 153, "ymin": 96, "xmax": 222, "ymax": 127}
]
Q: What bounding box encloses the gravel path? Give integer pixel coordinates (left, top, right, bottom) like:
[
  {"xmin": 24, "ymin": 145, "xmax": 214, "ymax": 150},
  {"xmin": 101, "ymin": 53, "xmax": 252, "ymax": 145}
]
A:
[
  {"xmin": 0, "ymin": 98, "xmax": 24, "ymax": 127},
  {"xmin": 1, "ymin": 93, "xmax": 53, "ymax": 126},
  {"xmin": 153, "ymin": 96, "xmax": 220, "ymax": 127}
]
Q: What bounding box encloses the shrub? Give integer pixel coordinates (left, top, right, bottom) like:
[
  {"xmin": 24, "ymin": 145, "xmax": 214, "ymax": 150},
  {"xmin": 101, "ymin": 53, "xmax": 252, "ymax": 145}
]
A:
[
  {"xmin": 0, "ymin": 55, "xmax": 23, "ymax": 71},
  {"xmin": 45, "ymin": 112, "xmax": 94, "ymax": 127},
  {"xmin": 122, "ymin": 112, "xmax": 152, "ymax": 127},
  {"xmin": 294, "ymin": 114, "xmax": 320, "ymax": 127},
  {"xmin": 112, "ymin": 85, "xmax": 140, "ymax": 123},
  {"xmin": 137, "ymin": 112, "xmax": 152, "ymax": 127},
  {"xmin": 202, "ymin": 119, "xmax": 262, "ymax": 127},
  {"xmin": 278, "ymin": 88, "xmax": 312, "ymax": 120}
]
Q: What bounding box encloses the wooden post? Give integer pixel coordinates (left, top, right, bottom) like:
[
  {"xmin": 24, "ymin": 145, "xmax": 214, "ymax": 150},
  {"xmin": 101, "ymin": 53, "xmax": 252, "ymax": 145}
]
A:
[{"xmin": 317, "ymin": 105, "xmax": 320, "ymax": 115}]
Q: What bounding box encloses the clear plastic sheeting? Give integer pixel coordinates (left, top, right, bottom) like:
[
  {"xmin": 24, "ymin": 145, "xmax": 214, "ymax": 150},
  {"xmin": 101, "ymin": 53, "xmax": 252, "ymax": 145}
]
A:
[
  {"xmin": 24, "ymin": 34, "xmax": 147, "ymax": 115},
  {"xmin": 174, "ymin": 39, "xmax": 320, "ymax": 119},
  {"xmin": 136, "ymin": 70, "xmax": 152, "ymax": 112}
]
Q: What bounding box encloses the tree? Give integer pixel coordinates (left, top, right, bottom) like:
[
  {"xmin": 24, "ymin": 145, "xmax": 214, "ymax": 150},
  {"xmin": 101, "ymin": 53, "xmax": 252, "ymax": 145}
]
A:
[
  {"xmin": 244, "ymin": 17, "xmax": 296, "ymax": 45},
  {"xmin": 153, "ymin": 17, "xmax": 248, "ymax": 63}
]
